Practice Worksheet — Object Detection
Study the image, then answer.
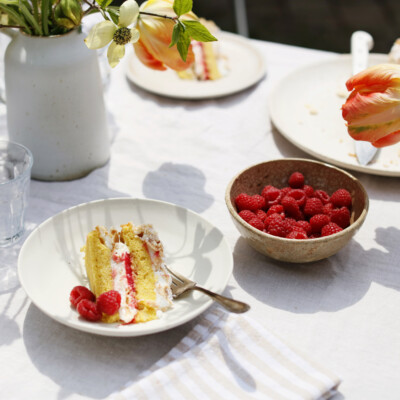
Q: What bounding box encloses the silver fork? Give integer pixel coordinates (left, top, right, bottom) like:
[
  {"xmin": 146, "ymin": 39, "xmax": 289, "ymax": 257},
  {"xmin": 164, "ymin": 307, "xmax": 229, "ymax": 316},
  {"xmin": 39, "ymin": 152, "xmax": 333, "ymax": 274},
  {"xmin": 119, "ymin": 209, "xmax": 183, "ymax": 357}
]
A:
[{"xmin": 166, "ymin": 266, "xmax": 250, "ymax": 314}]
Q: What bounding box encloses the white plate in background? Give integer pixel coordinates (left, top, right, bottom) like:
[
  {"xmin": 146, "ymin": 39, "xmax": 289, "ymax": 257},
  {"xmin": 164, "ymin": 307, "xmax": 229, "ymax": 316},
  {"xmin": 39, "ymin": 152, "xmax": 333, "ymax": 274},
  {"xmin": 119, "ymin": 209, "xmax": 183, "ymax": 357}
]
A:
[
  {"xmin": 126, "ymin": 32, "xmax": 266, "ymax": 99},
  {"xmin": 18, "ymin": 198, "xmax": 233, "ymax": 337},
  {"xmin": 269, "ymin": 54, "xmax": 400, "ymax": 177}
]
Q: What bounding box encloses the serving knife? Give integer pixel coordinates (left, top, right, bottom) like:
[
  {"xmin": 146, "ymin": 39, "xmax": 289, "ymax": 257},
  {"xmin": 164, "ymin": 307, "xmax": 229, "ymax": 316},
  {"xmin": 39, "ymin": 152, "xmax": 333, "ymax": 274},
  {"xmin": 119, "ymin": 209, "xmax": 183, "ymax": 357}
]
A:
[{"xmin": 351, "ymin": 31, "xmax": 379, "ymax": 165}]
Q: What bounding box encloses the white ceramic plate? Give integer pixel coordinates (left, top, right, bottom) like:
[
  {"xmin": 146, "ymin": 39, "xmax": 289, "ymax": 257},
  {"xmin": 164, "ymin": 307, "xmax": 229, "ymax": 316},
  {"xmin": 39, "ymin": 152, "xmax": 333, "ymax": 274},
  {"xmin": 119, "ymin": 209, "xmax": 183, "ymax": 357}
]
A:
[
  {"xmin": 269, "ymin": 54, "xmax": 400, "ymax": 177},
  {"xmin": 18, "ymin": 198, "xmax": 233, "ymax": 337},
  {"xmin": 126, "ymin": 32, "xmax": 266, "ymax": 99}
]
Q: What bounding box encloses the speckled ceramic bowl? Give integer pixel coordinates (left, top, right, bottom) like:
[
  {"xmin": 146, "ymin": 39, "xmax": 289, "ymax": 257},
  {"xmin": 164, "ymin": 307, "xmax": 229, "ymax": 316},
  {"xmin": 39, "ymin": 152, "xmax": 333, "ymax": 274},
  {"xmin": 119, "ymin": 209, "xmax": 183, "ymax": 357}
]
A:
[{"xmin": 225, "ymin": 158, "xmax": 369, "ymax": 263}]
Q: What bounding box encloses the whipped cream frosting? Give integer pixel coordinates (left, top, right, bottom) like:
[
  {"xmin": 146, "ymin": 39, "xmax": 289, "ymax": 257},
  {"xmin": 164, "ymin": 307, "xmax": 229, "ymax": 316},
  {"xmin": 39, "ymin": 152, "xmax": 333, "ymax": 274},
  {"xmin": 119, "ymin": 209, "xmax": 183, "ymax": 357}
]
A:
[{"xmin": 110, "ymin": 242, "xmax": 137, "ymax": 323}]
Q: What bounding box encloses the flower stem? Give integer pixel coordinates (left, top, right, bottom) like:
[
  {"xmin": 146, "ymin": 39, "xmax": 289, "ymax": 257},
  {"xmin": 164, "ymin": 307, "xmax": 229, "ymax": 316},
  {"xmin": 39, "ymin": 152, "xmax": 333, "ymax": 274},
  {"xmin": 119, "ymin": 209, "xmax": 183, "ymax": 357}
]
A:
[
  {"xmin": 0, "ymin": 24, "xmax": 24, "ymax": 30},
  {"xmin": 139, "ymin": 11, "xmax": 177, "ymax": 22},
  {"xmin": 82, "ymin": 0, "xmax": 109, "ymax": 20}
]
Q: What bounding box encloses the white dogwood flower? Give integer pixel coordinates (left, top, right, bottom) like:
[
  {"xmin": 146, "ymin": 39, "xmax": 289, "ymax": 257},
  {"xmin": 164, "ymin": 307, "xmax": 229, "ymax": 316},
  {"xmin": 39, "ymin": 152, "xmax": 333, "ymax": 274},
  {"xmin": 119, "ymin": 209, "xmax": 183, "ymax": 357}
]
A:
[{"xmin": 84, "ymin": 0, "xmax": 140, "ymax": 68}]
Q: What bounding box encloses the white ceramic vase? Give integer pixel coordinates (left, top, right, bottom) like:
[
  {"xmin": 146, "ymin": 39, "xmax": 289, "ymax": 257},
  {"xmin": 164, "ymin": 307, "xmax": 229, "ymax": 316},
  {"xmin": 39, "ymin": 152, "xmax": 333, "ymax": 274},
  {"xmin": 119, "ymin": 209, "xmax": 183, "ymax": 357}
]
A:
[{"xmin": 4, "ymin": 29, "xmax": 110, "ymax": 181}]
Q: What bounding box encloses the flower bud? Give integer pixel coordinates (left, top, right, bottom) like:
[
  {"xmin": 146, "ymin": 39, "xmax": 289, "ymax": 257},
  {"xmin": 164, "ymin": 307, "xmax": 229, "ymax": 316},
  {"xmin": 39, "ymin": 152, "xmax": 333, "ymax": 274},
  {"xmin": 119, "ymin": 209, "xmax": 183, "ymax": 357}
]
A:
[
  {"xmin": 54, "ymin": 0, "xmax": 83, "ymax": 30},
  {"xmin": 342, "ymin": 64, "xmax": 400, "ymax": 147}
]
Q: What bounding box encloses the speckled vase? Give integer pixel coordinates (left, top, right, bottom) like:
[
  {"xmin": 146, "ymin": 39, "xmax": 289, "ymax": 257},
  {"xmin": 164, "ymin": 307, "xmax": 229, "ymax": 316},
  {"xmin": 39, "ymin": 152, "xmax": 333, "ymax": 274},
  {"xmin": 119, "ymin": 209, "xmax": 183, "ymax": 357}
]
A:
[{"xmin": 4, "ymin": 29, "xmax": 110, "ymax": 181}]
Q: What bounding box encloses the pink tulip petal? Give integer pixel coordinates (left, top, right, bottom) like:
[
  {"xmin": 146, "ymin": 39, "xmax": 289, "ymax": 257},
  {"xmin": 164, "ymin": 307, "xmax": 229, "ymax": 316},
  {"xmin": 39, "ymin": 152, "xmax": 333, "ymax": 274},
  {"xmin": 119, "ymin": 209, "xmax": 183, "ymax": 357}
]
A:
[
  {"xmin": 372, "ymin": 130, "xmax": 400, "ymax": 147},
  {"xmin": 345, "ymin": 64, "xmax": 400, "ymax": 92},
  {"xmin": 135, "ymin": 0, "xmax": 195, "ymax": 72},
  {"xmin": 342, "ymin": 64, "xmax": 400, "ymax": 147},
  {"xmin": 348, "ymin": 118, "xmax": 400, "ymax": 143},
  {"xmin": 133, "ymin": 39, "xmax": 166, "ymax": 71},
  {"xmin": 137, "ymin": 18, "xmax": 194, "ymax": 71}
]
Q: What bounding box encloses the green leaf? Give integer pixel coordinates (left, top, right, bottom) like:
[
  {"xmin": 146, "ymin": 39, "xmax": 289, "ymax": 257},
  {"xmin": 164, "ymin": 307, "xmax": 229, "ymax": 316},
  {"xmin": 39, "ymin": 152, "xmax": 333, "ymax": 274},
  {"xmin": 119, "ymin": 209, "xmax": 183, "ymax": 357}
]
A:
[
  {"xmin": 60, "ymin": 0, "xmax": 82, "ymax": 25},
  {"xmin": 169, "ymin": 23, "xmax": 180, "ymax": 48},
  {"xmin": 176, "ymin": 29, "xmax": 190, "ymax": 61},
  {"xmin": 106, "ymin": 6, "xmax": 119, "ymax": 25},
  {"xmin": 0, "ymin": 0, "xmax": 19, "ymax": 5},
  {"xmin": 19, "ymin": 0, "xmax": 33, "ymax": 13},
  {"xmin": 95, "ymin": 0, "xmax": 113, "ymax": 8},
  {"xmin": 19, "ymin": 0, "xmax": 43, "ymax": 34},
  {"xmin": 31, "ymin": 0, "xmax": 40, "ymax": 30},
  {"xmin": 182, "ymin": 20, "xmax": 217, "ymax": 42},
  {"xmin": 0, "ymin": 3, "xmax": 31, "ymax": 33},
  {"xmin": 41, "ymin": 0, "xmax": 50, "ymax": 35},
  {"xmin": 173, "ymin": 0, "xmax": 192, "ymax": 17}
]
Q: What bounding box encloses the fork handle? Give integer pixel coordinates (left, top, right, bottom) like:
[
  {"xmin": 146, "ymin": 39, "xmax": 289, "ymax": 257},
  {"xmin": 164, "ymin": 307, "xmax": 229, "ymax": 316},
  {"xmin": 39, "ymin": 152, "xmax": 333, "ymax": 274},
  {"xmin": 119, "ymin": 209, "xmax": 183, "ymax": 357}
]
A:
[{"xmin": 193, "ymin": 286, "xmax": 250, "ymax": 313}]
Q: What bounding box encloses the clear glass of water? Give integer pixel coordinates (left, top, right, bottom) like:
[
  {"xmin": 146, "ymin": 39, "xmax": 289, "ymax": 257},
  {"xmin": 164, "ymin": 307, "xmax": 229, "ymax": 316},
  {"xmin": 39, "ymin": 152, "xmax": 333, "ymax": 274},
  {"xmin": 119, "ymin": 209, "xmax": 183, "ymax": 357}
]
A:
[{"xmin": 0, "ymin": 140, "xmax": 33, "ymax": 247}]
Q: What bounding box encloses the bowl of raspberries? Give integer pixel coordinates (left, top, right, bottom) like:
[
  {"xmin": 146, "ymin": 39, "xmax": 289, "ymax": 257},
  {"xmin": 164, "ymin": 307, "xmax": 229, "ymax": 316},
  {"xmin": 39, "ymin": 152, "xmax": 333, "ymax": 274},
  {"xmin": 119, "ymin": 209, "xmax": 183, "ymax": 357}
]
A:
[{"xmin": 225, "ymin": 158, "xmax": 368, "ymax": 263}]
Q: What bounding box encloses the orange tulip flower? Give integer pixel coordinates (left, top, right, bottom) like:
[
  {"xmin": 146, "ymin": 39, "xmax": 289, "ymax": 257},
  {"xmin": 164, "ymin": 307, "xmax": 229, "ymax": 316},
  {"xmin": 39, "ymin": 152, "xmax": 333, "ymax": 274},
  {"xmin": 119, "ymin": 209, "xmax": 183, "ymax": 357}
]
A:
[
  {"xmin": 135, "ymin": 0, "xmax": 195, "ymax": 71},
  {"xmin": 342, "ymin": 64, "xmax": 400, "ymax": 147}
]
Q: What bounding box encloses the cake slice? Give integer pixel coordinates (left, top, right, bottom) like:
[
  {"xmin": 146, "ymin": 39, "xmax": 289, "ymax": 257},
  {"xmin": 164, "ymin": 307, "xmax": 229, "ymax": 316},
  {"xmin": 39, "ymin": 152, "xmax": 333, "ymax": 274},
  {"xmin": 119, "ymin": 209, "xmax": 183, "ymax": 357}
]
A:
[
  {"xmin": 177, "ymin": 19, "xmax": 228, "ymax": 81},
  {"xmin": 83, "ymin": 223, "xmax": 173, "ymax": 324}
]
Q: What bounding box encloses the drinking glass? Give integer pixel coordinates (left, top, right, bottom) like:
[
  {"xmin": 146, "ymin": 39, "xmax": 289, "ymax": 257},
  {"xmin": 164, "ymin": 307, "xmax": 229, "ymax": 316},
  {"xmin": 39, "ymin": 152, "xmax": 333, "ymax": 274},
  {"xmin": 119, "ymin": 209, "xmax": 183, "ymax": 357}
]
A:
[{"xmin": 0, "ymin": 140, "xmax": 33, "ymax": 247}]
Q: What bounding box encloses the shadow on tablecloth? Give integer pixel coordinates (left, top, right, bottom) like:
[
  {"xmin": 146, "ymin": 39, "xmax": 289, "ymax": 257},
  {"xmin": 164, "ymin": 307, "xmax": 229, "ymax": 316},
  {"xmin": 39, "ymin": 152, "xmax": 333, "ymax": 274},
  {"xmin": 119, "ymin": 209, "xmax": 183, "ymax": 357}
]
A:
[
  {"xmin": 232, "ymin": 226, "xmax": 400, "ymax": 314},
  {"xmin": 142, "ymin": 162, "xmax": 214, "ymax": 213}
]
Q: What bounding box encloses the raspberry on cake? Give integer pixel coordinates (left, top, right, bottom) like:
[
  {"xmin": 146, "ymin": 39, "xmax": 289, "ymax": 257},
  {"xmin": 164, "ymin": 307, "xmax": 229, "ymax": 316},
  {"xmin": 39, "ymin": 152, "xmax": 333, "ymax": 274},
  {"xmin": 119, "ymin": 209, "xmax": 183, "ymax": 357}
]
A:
[{"xmin": 83, "ymin": 223, "xmax": 173, "ymax": 324}]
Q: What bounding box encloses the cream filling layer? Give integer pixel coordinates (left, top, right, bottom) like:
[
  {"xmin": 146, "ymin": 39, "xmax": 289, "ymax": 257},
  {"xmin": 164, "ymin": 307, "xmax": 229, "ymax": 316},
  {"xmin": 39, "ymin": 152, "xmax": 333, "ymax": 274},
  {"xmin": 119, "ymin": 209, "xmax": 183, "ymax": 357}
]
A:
[
  {"xmin": 147, "ymin": 247, "xmax": 173, "ymax": 313},
  {"xmin": 110, "ymin": 242, "xmax": 137, "ymax": 323}
]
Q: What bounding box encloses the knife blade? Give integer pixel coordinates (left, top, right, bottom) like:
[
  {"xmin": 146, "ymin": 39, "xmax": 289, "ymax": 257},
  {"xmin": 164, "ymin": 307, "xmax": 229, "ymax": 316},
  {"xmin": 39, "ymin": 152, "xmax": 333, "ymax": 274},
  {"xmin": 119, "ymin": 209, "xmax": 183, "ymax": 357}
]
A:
[{"xmin": 350, "ymin": 31, "xmax": 379, "ymax": 165}]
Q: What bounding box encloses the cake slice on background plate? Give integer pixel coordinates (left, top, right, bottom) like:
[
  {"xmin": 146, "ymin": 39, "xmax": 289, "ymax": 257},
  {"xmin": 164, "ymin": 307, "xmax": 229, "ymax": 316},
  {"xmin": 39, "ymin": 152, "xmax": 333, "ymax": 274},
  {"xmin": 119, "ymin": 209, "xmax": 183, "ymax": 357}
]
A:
[
  {"xmin": 389, "ymin": 38, "xmax": 400, "ymax": 63},
  {"xmin": 177, "ymin": 19, "xmax": 229, "ymax": 81}
]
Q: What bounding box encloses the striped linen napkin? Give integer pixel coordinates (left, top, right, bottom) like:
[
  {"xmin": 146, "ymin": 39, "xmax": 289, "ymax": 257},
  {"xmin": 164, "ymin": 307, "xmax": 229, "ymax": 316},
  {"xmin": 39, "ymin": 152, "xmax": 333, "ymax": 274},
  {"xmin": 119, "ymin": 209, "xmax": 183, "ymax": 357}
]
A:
[{"xmin": 109, "ymin": 308, "xmax": 341, "ymax": 400}]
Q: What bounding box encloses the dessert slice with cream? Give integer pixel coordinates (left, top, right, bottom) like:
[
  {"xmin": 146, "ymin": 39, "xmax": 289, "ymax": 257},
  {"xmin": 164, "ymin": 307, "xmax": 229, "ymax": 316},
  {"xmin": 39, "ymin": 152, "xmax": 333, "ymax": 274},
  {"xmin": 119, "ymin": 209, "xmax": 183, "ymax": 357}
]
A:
[
  {"xmin": 83, "ymin": 223, "xmax": 173, "ymax": 324},
  {"xmin": 177, "ymin": 19, "xmax": 229, "ymax": 81}
]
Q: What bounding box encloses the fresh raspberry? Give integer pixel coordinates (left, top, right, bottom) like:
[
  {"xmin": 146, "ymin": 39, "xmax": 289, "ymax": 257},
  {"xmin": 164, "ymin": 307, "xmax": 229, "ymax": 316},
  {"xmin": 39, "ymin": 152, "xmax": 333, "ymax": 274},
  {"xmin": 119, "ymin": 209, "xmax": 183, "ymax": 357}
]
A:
[
  {"xmin": 235, "ymin": 193, "xmax": 261, "ymax": 212},
  {"xmin": 264, "ymin": 213, "xmax": 284, "ymax": 229},
  {"xmin": 252, "ymin": 194, "xmax": 266, "ymax": 210},
  {"xmin": 281, "ymin": 196, "xmax": 303, "ymax": 220},
  {"xmin": 267, "ymin": 218, "xmax": 289, "ymax": 237},
  {"xmin": 286, "ymin": 230, "xmax": 308, "ymax": 239},
  {"xmin": 303, "ymin": 185, "xmax": 314, "ymax": 197},
  {"xmin": 76, "ymin": 299, "xmax": 102, "ymax": 322},
  {"xmin": 70, "ymin": 286, "xmax": 95, "ymax": 308},
  {"xmin": 330, "ymin": 189, "xmax": 352, "ymax": 208},
  {"xmin": 288, "ymin": 172, "xmax": 304, "ymax": 188},
  {"xmin": 238, "ymin": 210, "xmax": 256, "ymax": 223},
  {"xmin": 314, "ymin": 190, "xmax": 330, "ymax": 205},
  {"xmin": 97, "ymin": 290, "xmax": 122, "ymax": 315},
  {"xmin": 261, "ymin": 185, "xmax": 274, "ymax": 197},
  {"xmin": 321, "ymin": 222, "xmax": 343, "ymax": 237},
  {"xmin": 262, "ymin": 187, "xmax": 283, "ymax": 207},
  {"xmin": 309, "ymin": 214, "xmax": 330, "ymax": 233},
  {"xmin": 309, "ymin": 233, "xmax": 321, "ymax": 239},
  {"xmin": 295, "ymin": 220, "xmax": 311, "ymax": 235},
  {"xmin": 235, "ymin": 193, "xmax": 251, "ymax": 211},
  {"xmin": 287, "ymin": 189, "xmax": 306, "ymax": 207},
  {"xmin": 281, "ymin": 186, "xmax": 291, "ymax": 196},
  {"xmin": 255, "ymin": 209, "xmax": 267, "ymax": 222},
  {"xmin": 304, "ymin": 197, "xmax": 324, "ymax": 217},
  {"xmin": 290, "ymin": 225, "xmax": 307, "ymax": 234},
  {"xmin": 330, "ymin": 207, "xmax": 351, "ymax": 229},
  {"xmin": 285, "ymin": 218, "xmax": 297, "ymax": 228},
  {"xmin": 323, "ymin": 202, "xmax": 334, "ymax": 216},
  {"xmin": 248, "ymin": 217, "xmax": 265, "ymax": 231},
  {"xmin": 266, "ymin": 204, "xmax": 284, "ymax": 217}
]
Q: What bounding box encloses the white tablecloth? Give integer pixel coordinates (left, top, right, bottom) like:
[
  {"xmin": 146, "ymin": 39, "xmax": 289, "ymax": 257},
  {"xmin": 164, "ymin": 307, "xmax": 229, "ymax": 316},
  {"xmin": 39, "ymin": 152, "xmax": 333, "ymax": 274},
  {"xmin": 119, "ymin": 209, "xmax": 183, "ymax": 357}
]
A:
[{"xmin": 1, "ymin": 37, "xmax": 399, "ymax": 400}]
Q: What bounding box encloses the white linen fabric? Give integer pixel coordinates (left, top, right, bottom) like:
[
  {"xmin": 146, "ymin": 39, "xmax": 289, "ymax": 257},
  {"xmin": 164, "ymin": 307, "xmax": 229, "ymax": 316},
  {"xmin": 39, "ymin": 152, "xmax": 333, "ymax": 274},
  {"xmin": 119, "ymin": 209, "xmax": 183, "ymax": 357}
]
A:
[
  {"xmin": 109, "ymin": 308, "xmax": 340, "ymax": 400},
  {"xmin": 1, "ymin": 37, "xmax": 400, "ymax": 400}
]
